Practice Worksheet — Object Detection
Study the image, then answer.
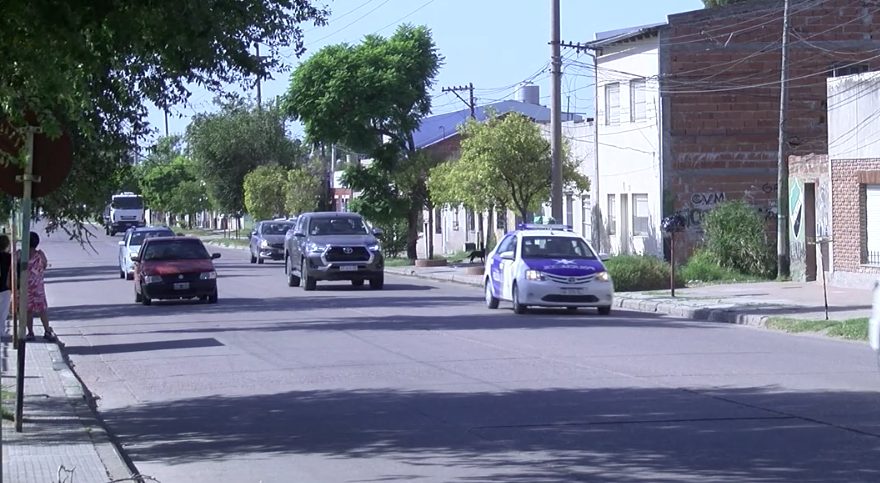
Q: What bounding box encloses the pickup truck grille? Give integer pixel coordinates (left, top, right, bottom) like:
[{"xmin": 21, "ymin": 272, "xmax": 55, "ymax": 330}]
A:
[{"xmin": 325, "ymin": 246, "xmax": 370, "ymax": 262}]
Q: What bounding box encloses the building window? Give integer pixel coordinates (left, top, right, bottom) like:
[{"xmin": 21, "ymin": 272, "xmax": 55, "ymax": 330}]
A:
[
  {"xmin": 867, "ymin": 185, "xmax": 880, "ymax": 265},
  {"xmin": 434, "ymin": 208, "xmax": 442, "ymax": 234},
  {"xmin": 630, "ymin": 79, "xmax": 647, "ymax": 121},
  {"xmin": 607, "ymin": 194, "xmax": 617, "ymax": 235},
  {"xmin": 565, "ymin": 194, "xmax": 574, "ymax": 226},
  {"xmin": 829, "ymin": 63, "xmax": 869, "ymax": 77},
  {"xmin": 632, "ymin": 194, "xmax": 649, "ymax": 236},
  {"xmin": 581, "ymin": 195, "xmax": 592, "ymax": 239},
  {"xmin": 466, "ymin": 208, "xmax": 476, "ymax": 232},
  {"xmin": 604, "ymin": 83, "xmax": 620, "ymax": 126},
  {"xmin": 453, "ymin": 207, "xmax": 460, "ymax": 231}
]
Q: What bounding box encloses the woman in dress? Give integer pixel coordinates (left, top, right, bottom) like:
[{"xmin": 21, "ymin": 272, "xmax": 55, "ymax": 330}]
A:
[{"xmin": 21, "ymin": 231, "xmax": 55, "ymax": 341}]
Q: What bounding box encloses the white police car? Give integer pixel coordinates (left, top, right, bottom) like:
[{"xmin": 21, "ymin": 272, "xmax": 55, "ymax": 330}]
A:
[
  {"xmin": 484, "ymin": 224, "xmax": 614, "ymax": 314},
  {"xmin": 870, "ymin": 280, "xmax": 879, "ymax": 367}
]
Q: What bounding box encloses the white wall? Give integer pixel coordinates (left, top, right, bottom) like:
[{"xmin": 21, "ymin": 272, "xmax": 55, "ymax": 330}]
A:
[
  {"xmin": 539, "ymin": 120, "xmax": 596, "ymax": 242},
  {"xmin": 829, "ymin": 71, "xmax": 880, "ymax": 160},
  {"xmin": 595, "ymin": 36, "xmax": 664, "ymax": 257}
]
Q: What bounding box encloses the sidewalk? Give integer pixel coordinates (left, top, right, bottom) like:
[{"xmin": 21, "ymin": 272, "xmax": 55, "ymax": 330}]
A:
[
  {"xmin": 384, "ymin": 264, "xmax": 875, "ymax": 326},
  {"xmin": 1, "ymin": 322, "xmax": 136, "ymax": 483}
]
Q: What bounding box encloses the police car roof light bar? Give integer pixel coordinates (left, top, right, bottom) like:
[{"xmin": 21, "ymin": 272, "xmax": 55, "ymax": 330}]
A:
[{"xmin": 516, "ymin": 223, "xmax": 573, "ymax": 231}]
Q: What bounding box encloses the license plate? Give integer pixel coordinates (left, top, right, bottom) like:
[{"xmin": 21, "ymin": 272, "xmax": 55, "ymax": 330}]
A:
[
  {"xmin": 561, "ymin": 288, "xmax": 583, "ymax": 294},
  {"xmin": 339, "ymin": 265, "xmax": 358, "ymax": 272},
  {"xmin": 173, "ymin": 282, "xmax": 190, "ymax": 290}
]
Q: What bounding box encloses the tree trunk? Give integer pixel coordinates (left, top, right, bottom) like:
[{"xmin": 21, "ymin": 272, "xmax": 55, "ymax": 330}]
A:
[
  {"xmin": 485, "ymin": 208, "xmax": 495, "ymax": 251},
  {"xmin": 427, "ymin": 203, "xmax": 434, "ymax": 259},
  {"xmin": 406, "ymin": 204, "xmax": 420, "ymax": 260}
]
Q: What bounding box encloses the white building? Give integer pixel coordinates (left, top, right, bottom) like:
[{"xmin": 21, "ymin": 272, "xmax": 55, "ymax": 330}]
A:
[{"xmin": 588, "ymin": 23, "xmax": 666, "ymax": 257}]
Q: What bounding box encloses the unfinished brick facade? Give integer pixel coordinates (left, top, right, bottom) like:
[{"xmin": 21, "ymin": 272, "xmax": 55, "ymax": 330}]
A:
[
  {"xmin": 830, "ymin": 159, "xmax": 880, "ymax": 281},
  {"xmin": 660, "ymin": 0, "xmax": 880, "ymax": 257}
]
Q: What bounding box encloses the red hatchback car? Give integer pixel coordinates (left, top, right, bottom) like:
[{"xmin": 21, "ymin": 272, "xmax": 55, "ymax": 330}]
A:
[{"xmin": 131, "ymin": 237, "xmax": 220, "ymax": 305}]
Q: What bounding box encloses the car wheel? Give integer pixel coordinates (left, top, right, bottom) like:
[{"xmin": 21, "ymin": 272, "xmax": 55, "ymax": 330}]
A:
[
  {"xmin": 120, "ymin": 268, "xmax": 125, "ymax": 279},
  {"xmin": 250, "ymin": 251, "xmax": 256, "ymax": 264},
  {"xmin": 135, "ymin": 286, "xmax": 143, "ymax": 303},
  {"xmin": 597, "ymin": 306, "xmax": 612, "ymax": 316},
  {"xmin": 485, "ymin": 279, "xmax": 499, "ymax": 309},
  {"xmin": 351, "ymin": 279, "xmax": 365, "ymax": 287},
  {"xmin": 199, "ymin": 295, "xmax": 209, "ymax": 303},
  {"xmin": 286, "ymin": 256, "xmax": 300, "ymax": 287},
  {"xmin": 208, "ymin": 290, "xmax": 218, "ymax": 304},
  {"xmin": 512, "ymin": 283, "xmax": 527, "ymax": 314},
  {"xmin": 369, "ymin": 274, "xmax": 384, "ymax": 290},
  {"xmin": 302, "ymin": 261, "xmax": 317, "ymax": 291},
  {"xmin": 125, "ymin": 271, "xmax": 133, "ymax": 281},
  {"xmin": 257, "ymin": 257, "xmax": 264, "ymax": 265},
  {"xmin": 141, "ymin": 287, "xmax": 152, "ymax": 306}
]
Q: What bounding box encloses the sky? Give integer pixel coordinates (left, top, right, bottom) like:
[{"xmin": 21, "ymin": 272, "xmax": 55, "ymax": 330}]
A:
[{"xmin": 145, "ymin": 0, "xmax": 705, "ymax": 145}]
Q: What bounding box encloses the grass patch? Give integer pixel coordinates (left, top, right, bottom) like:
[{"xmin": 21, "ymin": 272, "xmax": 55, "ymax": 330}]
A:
[
  {"xmin": 766, "ymin": 317, "xmax": 869, "ymax": 341},
  {"xmin": 385, "ymin": 257, "xmax": 413, "ymax": 267},
  {"xmin": 1, "ymin": 385, "xmax": 14, "ymax": 421},
  {"xmin": 205, "ymin": 238, "xmax": 249, "ymax": 249},
  {"xmin": 605, "ymin": 255, "xmax": 684, "ymax": 292}
]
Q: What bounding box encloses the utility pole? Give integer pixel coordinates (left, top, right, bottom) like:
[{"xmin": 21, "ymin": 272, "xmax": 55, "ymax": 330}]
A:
[
  {"xmin": 255, "ymin": 44, "xmax": 263, "ymax": 110},
  {"xmin": 776, "ymin": 0, "xmax": 791, "ymax": 279},
  {"xmin": 442, "ymin": 83, "xmax": 475, "ymax": 118},
  {"xmin": 560, "ymin": 40, "xmax": 601, "ymax": 250},
  {"xmin": 164, "ymin": 109, "xmax": 169, "ymax": 137},
  {"xmin": 550, "ymin": 0, "xmax": 563, "ymax": 223}
]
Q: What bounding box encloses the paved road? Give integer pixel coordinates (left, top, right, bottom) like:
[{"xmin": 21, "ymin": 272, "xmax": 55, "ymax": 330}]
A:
[{"xmin": 41, "ymin": 229, "xmax": 880, "ymax": 482}]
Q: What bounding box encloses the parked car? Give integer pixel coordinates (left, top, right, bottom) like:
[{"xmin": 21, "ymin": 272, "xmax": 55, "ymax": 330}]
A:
[
  {"xmin": 283, "ymin": 212, "xmax": 384, "ymax": 290},
  {"xmin": 870, "ymin": 280, "xmax": 879, "ymax": 367},
  {"xmin": 484, "ymin": 224, "xmax": 614, "ymax": 314},
  {"xmin": 249, "ymin": 219, "xmax": 296, "ymax": 264},
  {"xmin": 131, "ymin": 236, "xmax": 221, "ymax": 305},
  {"xmin": 118, "ymin": 226, "xmax": 175, "ymax": 280}
]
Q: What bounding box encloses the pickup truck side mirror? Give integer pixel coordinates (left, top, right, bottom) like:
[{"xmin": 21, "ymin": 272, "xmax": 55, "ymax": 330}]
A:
[
  {"xmin": 130, "ymin": 254, "xmax": 140, "ymax": 262},
  {"xmin": 372, "ymin": 227, "xmax": 384, "ymax": 236}
]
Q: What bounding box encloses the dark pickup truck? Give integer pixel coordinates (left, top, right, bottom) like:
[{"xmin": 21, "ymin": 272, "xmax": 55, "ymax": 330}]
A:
[{"xmin": 283, "ymin": 212, "xmax": 385, "ymax": 290}]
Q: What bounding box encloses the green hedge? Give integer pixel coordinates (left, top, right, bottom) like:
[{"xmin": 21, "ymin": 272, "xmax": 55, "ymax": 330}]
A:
[
  {"xmin": 680, "ymin": 249, "xmax": 754, "ymax": 283},
  {"xmin": 605, "ymin": 255, "xmax": 684, "ymax": 292}
]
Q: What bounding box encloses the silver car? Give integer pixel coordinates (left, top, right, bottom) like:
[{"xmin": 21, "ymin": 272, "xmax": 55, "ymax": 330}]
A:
[
  {"xmin": 118, "ymin": 227, "xmax": 174, "ymax": 279},
  {"xmin": 249, "ymin": 220, "xmax": 296, "ymax": 264}
]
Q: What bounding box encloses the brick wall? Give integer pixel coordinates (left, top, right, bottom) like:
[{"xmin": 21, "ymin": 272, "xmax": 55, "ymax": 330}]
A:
[
  {"xmin": 662, "ymin": 0, "xmax": 880, "ymax": 256},
  {"xmin": 830, "ymin": 158, "xmax": 880, "ymax": 279}
]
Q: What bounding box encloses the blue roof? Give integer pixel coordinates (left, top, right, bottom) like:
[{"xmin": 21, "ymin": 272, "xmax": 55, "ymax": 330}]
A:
[{"xmin": 414, "ymin": 100, "xmax": 582, "ymax": 149}]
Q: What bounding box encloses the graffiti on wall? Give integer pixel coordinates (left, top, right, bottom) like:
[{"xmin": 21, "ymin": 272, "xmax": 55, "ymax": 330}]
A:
[{"xmin": 672, "ymin": 191, "xmax": 726, "ymax": 229}]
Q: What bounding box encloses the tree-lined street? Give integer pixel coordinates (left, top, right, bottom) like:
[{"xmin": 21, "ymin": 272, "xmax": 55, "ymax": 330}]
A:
[{"xmin": 39, "ymin": 232, "xmax": 880, "ymax": 482}]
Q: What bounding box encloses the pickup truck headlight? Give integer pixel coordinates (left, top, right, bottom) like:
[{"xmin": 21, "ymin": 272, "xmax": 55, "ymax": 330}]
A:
[
  {"xmin": 595, "ymin": 271, "xmax": 611, "ymax": 282},
  {"xmin": 144, "ymin": 275, "xmax": 162, "ymax": 284},
  {"xmin": 525, "ymin": 270, "xmax": 545, "ymax": 281},
  {"xmin": 200, "ymin": 271, "xmax": 217, "ymax": 280},
  {"xmin": 307, "ymin": 242, "xmax": 327, "ymax": 254},
  {"xmin": 367, "ymin": 243, "xmax": 381, "ymax": 252}
]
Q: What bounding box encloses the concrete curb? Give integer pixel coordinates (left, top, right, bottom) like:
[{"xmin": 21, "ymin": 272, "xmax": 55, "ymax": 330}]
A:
[
  {"xmin": 386, "ymin": 268, "xmax": 772, "ymax": 326},
  {"xmin": 51, "ymin": 342, "xmax": 142, "ymax": 482}
]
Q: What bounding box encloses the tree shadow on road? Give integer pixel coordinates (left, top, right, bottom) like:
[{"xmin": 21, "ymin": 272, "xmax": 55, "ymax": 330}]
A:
[{"xmin": 93, "ymin": 385, "xmax": 880, "ymax": 482}]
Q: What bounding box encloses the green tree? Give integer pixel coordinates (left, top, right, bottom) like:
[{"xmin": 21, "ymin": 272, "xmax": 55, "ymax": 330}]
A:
[
  {"xmin": 187, "ymin": 101, "xmax": 301, "ymax": 215},
  {"xmin": 285, "ymin": 163, "xmax": 324, "ymax": 215},
  {"xmin": 1, "ymin": 0, "xmax": 327, "ymax": 238},
  {"xmin": 243, "ymin": 164, "xmax": 289, "ymax": 221},
  {"xmin": 429, "ymin": 113, "xmax": 589, "ymax": 222},
  {"xmin": 170, "ymin": 180, "xmax": 211, "ymax": 228},
  {"xmin": 282, "ymin": 25, "xmax": 442, "ymax": 259}
]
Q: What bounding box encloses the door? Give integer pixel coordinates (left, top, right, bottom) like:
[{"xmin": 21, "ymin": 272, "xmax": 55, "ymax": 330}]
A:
[
  {"xmin": 620, "ymin": 194, "xmax": 630, "ymax": 254},
  {"xmin": 250, "ymin": 222, "xmax": 261, "ymax": 255},
  {"xmin": 501, "ymin": 239, "xmax": 517, "ymax": 301},
  {"xmin": 868, "ymin": 185, "xmax": 880, "ymax": 264},
  {"xmin": 804, "ymin": 183, "xmax": 817, "ymax": 281},
  {"xmin": 491, "ymin": 235, "xmax": 515, "ymax": 299}
]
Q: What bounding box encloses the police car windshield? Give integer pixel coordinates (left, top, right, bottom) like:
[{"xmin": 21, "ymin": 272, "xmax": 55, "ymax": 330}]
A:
[{"xmin": 521, "ymin": 236, "xmax": 596, "ymax": 259}]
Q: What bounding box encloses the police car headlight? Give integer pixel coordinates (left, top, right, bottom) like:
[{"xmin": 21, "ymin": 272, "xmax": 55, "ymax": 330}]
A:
[
  {"xmin": 525, "ymin": 270, "xmax": 545, "ymax": 281},
  {"xmin": 595, "ymin": 271, "xmax": 610, "ymax": 282}
]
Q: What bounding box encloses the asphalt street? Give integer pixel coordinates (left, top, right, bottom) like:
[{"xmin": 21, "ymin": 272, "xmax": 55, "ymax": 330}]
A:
[{"xmin": 39, "ymin": 228, "xmax": 880, "ymax": 483}]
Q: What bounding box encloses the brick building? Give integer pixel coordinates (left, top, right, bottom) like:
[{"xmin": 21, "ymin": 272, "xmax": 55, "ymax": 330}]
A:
[{"xmin": 660, "ymin": 0, "xmax": 880, "ymax": 259}]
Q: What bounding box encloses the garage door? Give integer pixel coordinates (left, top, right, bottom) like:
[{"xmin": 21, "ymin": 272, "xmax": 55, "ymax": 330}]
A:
[{"xmin": 868, "ymin": 185, "xmax": 880, "ymax": 264}]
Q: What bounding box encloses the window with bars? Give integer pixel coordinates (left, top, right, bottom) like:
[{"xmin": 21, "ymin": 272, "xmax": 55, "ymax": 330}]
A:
[
  {"xmin": 605, "ymin": 83, "xmax": 620, "ymax": 126},
  {"xmin": 866, "ymin": 185, "xmax": 880, "ymax": 265},
  {"xmin": 630, "ymin": 79, "xmax": 647, "ymax": 121},
  {"xmin": 632, "ymin": 194, "xmax": 649, "ymax": 236},
  {"xmin": 607, "ymin": 194, "xmax": 617, "ymax": 235}
]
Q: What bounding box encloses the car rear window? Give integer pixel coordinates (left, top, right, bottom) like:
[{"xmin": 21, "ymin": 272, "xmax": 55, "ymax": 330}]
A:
[
  {"xmin": 142, "ymin": 240, "xmax": 210, "ymax": 261},
  {"xmin": 262, "ymin": 222, "xmax": 294, "ymax": 235},
  {"xmin": 130, "ymin": 230, "xmax": 173, "ymax": 246}
]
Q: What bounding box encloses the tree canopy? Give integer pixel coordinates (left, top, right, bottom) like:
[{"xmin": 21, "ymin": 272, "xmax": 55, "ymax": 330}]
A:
[
  {"xmin": 186, "ymin": 101, "xmax": 305, "ymax": 215},
  {"xmin": 282, "ymin": 24, "xmax": 442, "ymax": 259},
  {"xmin": 285, "ymin": 163, "xmax": 324, "ymax": 216},
  {"xmin": 1, "ymin": 0, "xmax": 327, "ymax": 236},
  {"xmin": 429, "ymin": 113, "xmax": 590, "ymax": 221},
  {"xmin": 243, "ymin": 164, "xmax": 289, "ymax": 221}
]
